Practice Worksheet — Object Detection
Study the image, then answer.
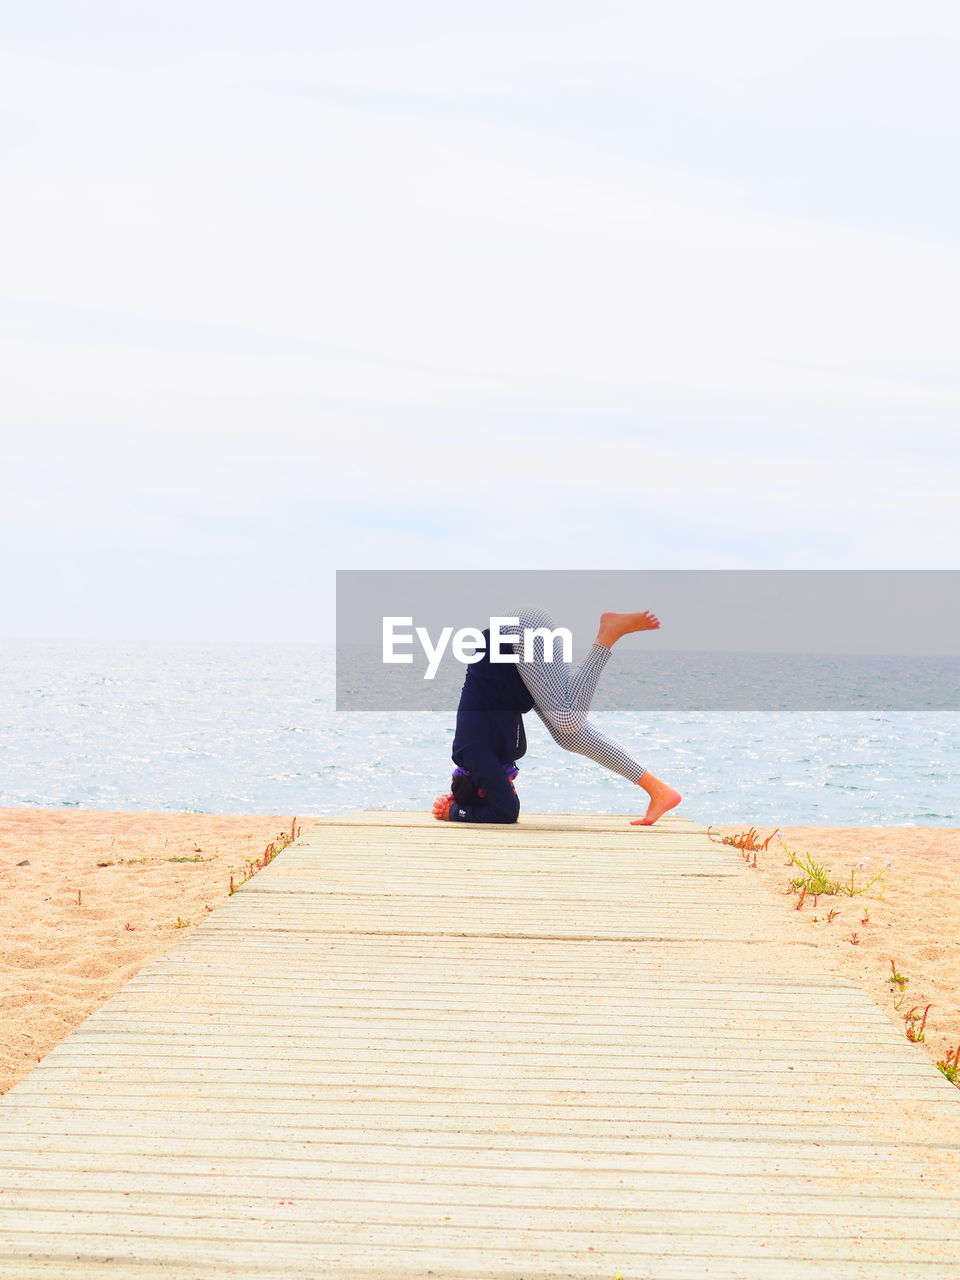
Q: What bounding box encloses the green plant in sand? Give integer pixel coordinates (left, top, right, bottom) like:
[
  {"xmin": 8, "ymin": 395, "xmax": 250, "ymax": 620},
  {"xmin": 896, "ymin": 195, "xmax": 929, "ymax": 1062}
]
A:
[
  {"xmin": 707, "ymin": 826, "xmax": 779, "ymax": 868},
  {"xmin": 228, "ymin": 817, "xmax": 302, "ymax": 895},
  {"xmin": 937, "ymin": 1045, "xmax": 960, "ymax": 1086},
  {"xmin": 905, "ymin": 1004, "xmax": 932, "ymax": 1043},
  {"xmin": 888, "ymin": 960, "xmax": 908, "ymax": 991},
  {"xmin": 781, "ymin": 839, "xmax": 885, "ymax": 898}
]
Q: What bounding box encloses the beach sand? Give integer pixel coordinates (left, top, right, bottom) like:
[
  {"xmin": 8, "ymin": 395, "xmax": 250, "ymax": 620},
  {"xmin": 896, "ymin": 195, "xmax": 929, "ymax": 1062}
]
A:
[
  {"xmin": 2, "ymin": 809, "xmax": 958, "ymax": 1095},
  {"xmin": 715, "ymin": 823, "xmax": 960, "ymax": 1078}
]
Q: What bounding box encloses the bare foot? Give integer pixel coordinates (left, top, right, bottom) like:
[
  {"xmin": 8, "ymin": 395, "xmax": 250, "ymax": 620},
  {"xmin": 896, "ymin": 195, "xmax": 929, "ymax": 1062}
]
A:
[
  {"xmin": 630, "ymin": 784, "xmax": 682, "ymax": 826},
  {"xmin": 596, "ymin": 610, "xmax": 660, "ymax": 648}
]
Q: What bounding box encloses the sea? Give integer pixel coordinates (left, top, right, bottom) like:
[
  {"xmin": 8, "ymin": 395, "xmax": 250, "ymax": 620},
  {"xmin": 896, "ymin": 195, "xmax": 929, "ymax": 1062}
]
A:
[{"xmin": 1, "ymin": 643, "xmax": 957, "ymax": 827}]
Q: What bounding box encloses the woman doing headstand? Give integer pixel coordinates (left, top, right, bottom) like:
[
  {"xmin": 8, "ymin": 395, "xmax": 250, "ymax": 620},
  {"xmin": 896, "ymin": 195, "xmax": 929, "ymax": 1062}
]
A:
[{"xmin": 432, "ymin": 607, "xmax": 681, "ymax": 827}]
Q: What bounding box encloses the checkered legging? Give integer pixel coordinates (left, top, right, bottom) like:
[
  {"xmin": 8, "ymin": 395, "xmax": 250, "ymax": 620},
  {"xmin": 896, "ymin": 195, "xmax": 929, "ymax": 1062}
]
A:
[{"xmin": 499, "ymin": 607, "xmax": 646, "ymax": 784}]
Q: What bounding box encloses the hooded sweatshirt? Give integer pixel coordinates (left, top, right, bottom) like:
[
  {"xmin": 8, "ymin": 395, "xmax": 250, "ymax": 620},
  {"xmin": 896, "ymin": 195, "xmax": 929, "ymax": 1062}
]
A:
[{"xmin": 448, "ymin": 628, "xmax": 533, "ymax": 824}]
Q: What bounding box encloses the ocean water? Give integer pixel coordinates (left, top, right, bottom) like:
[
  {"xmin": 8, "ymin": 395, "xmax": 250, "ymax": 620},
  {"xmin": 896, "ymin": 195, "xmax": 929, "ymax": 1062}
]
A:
[{"xmin": 1, "ymin": 642, "xmax": 956, "ymax": 826}]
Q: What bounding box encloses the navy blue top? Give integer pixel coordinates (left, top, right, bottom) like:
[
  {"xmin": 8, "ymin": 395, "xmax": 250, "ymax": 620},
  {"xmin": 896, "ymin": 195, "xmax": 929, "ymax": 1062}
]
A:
[{"xmin": 449, "ymin": 629, "xmax": 533, "ymax": 824}]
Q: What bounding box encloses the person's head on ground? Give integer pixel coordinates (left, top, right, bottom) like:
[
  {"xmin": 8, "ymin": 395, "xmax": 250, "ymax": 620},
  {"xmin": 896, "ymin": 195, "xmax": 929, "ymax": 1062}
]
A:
[{"xmin": 450, "ymin": 763, "xmax": 519, "ymax": 807}]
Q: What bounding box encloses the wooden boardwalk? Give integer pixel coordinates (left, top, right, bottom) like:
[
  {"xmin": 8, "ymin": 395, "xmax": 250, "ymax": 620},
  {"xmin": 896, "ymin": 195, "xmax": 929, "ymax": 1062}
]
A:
[{"xmin": 2, "ymin": 810, "xmax": 960, "ymax": 1278}]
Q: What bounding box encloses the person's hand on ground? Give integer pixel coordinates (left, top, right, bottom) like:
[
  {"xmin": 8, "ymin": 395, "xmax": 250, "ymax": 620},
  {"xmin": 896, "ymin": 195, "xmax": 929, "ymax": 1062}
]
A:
[{"xmin": 432, "ymin": 793, "xmax": 454, "ymax": 821}]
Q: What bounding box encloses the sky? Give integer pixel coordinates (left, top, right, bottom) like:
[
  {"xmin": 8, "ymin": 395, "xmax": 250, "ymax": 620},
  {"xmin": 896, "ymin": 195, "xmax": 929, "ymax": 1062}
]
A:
[{"xmin": 2, "ymin": 0, "xmax": 958, "ymax": 642}]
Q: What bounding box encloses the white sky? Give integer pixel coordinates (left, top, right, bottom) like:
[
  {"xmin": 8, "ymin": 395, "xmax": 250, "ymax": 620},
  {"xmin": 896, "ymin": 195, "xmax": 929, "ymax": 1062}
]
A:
[{"xmin": 2, "ymin": 1, "xmax": 959, "ymax": 641}]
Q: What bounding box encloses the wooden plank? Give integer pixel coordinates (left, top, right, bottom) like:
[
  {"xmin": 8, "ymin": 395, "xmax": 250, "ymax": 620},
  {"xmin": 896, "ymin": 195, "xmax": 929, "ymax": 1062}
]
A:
[
  {"xmin": 2, "ymin": 809, "xmax": 960, "ymax": 1280},
  {"xmin": 6, "ymin": 1254, "xmax": 960, "ymax": 1280}
]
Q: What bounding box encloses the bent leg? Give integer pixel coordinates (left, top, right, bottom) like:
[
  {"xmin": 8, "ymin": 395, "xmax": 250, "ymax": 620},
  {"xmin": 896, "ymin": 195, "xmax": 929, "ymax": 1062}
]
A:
[
  {"xmin": 503, "ymin": 606, "xmax": 611, "ymax": 736},
  {"xmin": 506, "ymin": 605, "xmax": 681, "ymax": 822},
  {"xmin": 536, "ymin": 707, "xmax": 646, "ymax": 784}
]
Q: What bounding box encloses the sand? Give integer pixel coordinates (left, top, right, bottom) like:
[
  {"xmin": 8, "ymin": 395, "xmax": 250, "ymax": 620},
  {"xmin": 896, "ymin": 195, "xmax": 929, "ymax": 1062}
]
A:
[
  {"xmin": 715, "ymin": 823, "xmax": 960, "ymax": 1079},
  {"xmin": 2, "ymin": 809, "xmax": 958, "ymax": 1096}
]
